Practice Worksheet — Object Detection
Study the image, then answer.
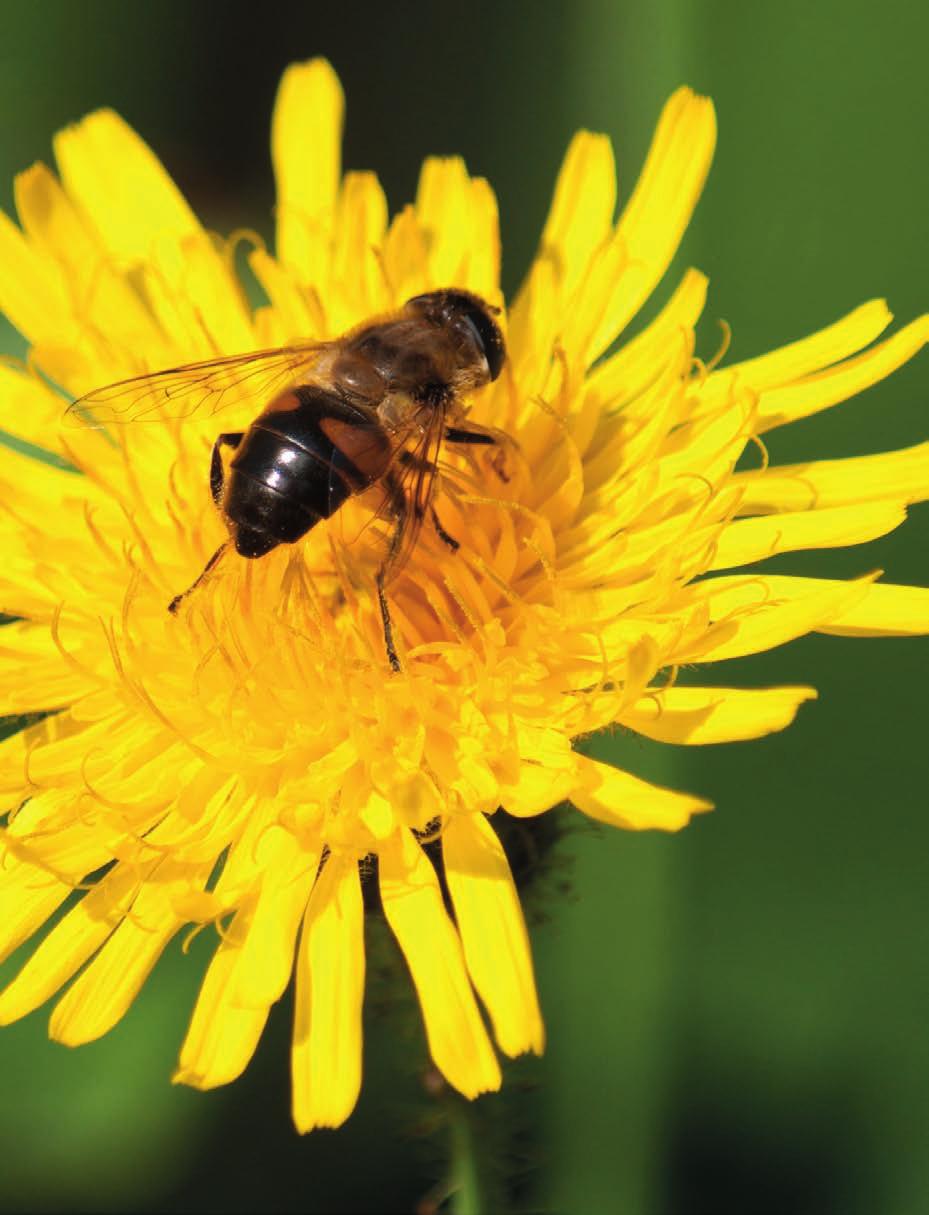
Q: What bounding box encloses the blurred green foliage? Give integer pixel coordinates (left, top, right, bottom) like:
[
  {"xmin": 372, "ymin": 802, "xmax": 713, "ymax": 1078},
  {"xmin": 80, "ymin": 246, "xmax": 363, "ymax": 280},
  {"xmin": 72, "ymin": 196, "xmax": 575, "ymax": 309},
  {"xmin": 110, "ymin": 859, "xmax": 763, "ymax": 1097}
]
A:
[{"xmin": 0, "ymin": 1, "xmax": 927, "ymax": 1212}]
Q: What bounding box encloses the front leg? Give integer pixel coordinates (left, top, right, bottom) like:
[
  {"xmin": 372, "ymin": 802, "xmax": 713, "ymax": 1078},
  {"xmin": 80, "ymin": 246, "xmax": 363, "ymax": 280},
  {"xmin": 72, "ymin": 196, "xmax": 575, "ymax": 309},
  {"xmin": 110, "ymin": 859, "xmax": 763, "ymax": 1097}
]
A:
[
  {"xmin": 444, "ymin": 423, "xmax": 513, "ymax": 483},
  {"xmin": 444, "ymin": 425, "xmax": 497, "ymax": 446}
]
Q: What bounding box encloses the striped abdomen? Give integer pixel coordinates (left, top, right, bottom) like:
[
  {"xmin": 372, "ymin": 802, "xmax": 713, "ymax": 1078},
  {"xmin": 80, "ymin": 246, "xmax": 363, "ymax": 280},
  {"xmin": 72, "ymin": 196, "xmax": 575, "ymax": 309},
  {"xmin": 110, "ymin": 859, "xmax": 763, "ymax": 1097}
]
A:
[{"xmin": 224, "ymin": 385, "xmax": 392, "ymax": 558}]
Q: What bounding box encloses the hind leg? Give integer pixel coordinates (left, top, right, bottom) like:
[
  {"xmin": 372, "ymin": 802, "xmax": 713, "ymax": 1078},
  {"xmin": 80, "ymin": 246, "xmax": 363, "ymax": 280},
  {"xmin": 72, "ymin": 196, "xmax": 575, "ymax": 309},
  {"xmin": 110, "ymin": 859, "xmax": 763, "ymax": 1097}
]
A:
[
  {"xmin": 376, "ymin": 470, "xmax": 410, "ymax": 672},
  {"xmin": 210, "ymin": 432, "xmax": 244, "ymax": 505}
]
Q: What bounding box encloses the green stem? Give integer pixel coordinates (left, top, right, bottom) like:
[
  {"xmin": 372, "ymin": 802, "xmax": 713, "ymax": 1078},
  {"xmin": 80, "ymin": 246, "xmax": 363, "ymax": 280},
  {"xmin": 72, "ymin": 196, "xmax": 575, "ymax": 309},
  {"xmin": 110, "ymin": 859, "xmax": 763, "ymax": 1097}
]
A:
[{"xmin": 448, "ymin": 1096, "xmax": 491, "ymax": 1215}]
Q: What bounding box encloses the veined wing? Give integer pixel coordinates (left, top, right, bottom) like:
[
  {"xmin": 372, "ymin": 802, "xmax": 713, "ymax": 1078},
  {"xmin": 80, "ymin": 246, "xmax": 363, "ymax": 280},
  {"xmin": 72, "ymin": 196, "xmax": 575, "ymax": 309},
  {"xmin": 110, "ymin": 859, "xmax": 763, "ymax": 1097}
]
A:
[
  {"xmin": 326, "ymin": 393, "xmax": 448, "ymax": 581},
  {"xmin": 64, "ymin": 341, "xmax": 331, "ymax": 428},
  {"xmin": 380, "ymin": 397, "xmax": 449, "ymax": 582}
]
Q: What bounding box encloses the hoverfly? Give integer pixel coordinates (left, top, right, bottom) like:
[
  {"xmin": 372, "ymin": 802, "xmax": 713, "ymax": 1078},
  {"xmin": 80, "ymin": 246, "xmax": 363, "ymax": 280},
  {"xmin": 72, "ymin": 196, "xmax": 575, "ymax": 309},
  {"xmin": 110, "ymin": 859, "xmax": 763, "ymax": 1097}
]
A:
[{"xmin": 66, "ymin": 289, "xmax": 507, "ymax": 669}]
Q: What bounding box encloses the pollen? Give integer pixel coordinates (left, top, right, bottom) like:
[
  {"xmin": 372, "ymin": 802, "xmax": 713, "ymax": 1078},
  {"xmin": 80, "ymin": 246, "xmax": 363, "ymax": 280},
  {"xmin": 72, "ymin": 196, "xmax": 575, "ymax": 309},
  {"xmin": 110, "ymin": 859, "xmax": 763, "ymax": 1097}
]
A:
[{"xmin": 0, "ymin": 59, "xmax": 928, "ymax": 1133}]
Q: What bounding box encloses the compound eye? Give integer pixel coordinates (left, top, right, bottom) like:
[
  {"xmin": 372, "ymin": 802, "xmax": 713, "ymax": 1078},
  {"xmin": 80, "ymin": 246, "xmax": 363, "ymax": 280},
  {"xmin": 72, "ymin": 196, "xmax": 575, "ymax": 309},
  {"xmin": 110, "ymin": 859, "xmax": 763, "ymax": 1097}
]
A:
[
  {"xmin": 460, "ymin": 304, "xmax": 505, "ymax": 381},
  {"xmin": 404, "ymin": 290, "xmax": 506, "ymax": 381}
]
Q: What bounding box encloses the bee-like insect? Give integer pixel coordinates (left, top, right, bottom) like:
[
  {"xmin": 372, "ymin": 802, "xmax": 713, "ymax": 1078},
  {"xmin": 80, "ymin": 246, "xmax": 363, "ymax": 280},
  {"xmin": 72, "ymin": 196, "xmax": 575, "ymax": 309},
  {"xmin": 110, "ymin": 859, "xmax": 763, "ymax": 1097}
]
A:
[{"xmin": 67, "ymin": 289, "xmax": 507, "ymax": 669}]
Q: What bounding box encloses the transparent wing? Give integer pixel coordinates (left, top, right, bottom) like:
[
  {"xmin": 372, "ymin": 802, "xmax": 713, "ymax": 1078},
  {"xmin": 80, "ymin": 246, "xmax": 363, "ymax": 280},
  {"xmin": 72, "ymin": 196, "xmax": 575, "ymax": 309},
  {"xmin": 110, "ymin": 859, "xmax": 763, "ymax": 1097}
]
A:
[
  {"xmin": 381, "ymin": 399, "xmax": 449, "ymax": 582},
  {"xmin": 64, "ymin": 341, "xmax": 331, "ymax": 428},
  {"xmin": 327, "ymin": 395, "xmax": 448, "ymax": 581}
]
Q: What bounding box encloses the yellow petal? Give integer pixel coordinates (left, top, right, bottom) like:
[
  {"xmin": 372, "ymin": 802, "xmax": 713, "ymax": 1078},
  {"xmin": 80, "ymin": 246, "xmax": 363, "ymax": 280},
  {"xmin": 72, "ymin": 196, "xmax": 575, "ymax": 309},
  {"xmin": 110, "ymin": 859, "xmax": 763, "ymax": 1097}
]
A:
[
  {"xmin": 676, "ymin": 573, "xmax": 875, "ymax": 662},
  {"xmin": 50, "ymin": 861, "xmax": 205, "ymax": 1045},
  {"xmin": 272, "ymin": 59, "xmax": 344, "ymax": 276},
  {"xmin": 233, "ymin": 835, "xmax": 318, "ymax": 1008},
  {"xmin": 586, "ymin": 268, "xmax": 708, "ymax": 411},
  {"xmin": 15, "ymin": 161, "xmax": 160, "ymax": 356},
  {"xmin": 248, "ymin": 247, "xmax": 319, "ymax": 339},
  {"xmin": 572, "ymin": 754, "xmax": 712, "ymax": 831},
  {"xmin": 0, "ymin": 861, "xmax": 146, "ymax": 1024},
  {"xmin": 595, "ymin": 87, "xmax": 716, "ymax": 354},
  {"xmin": 330, "ymin": 171, "xmax": 389, "ymax": 323},
  {"xmin": 708, "ymin": 501, "xmax": 908, "ymax": 571},
  {"xmin": 0, "ymin": 360, "xmax": 72, "ymax": 453},
  {"xmin": 755, "ymin": 315, "xmax": 929, "ymax": 432},
  {"xmin": 0, "ymin": 618, "xmax": 100, "ymax": 715},
  {"xmin": 501, "ymin": 761, "xmax": 577, "ymax": 818},
  {"xmin": 291, "ymin": 856, "xmax": 365, "ymax": 1132},
  {"xmin": 739, "ymin": 576, "xmax": 929, "ymax": 638},
  {"xmin": 379, "ymin": 830, "xmax": 501, "ymax": 1098},
  {"xmin": 174, "ymin": 926, "xmax": 270, "ymax": 1091},
  {"xmin": 699, "ymin": 299, "xmax": 893, "ymax": 410},
  {"xmin": 537, "ymin": 131, "xmax": 616, "ymax": 297},
  {"xmin": 620, "ymin": 685, "xmax": 818, "ymax": 745},
  {"xmin": 444, "ymin": 814, "xmax": 544, "ymax": 1057},
  {"xmin": 0, "ymin": 856, "xmax": 72, "ymax": 966},
  {"xmin": 0, "ymin": 207, "xmax": 74, "ymax": 346},
  {"xmin": 732, "ymin": 442, "xmax": 929, "ymax": 513},
  {"xmin": 466, "ymin": 177, "xmax": 501, "ymax": 300},
  {"xmin": 54, "ymin": 108, "xmax": 199, "ymax": 263},
  {"xmin": 415, "ymin": 157, "xmax": 473, "ymax": 287}
]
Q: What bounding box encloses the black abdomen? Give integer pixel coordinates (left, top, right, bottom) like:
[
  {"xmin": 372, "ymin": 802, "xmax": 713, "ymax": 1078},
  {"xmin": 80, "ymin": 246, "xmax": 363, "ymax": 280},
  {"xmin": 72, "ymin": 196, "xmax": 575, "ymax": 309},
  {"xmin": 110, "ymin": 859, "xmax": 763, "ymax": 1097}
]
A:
[{"xmin": 224, "ymin": 386, "xmax": 389, "ymax": 559}]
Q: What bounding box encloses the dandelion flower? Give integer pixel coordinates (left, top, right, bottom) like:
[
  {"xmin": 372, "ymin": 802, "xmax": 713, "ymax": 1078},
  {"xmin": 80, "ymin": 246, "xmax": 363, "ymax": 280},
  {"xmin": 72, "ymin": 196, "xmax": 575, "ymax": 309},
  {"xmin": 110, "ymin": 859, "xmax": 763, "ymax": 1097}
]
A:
[{"xmin": 1, "ymin": 59, "xmax": 928, "ymax": 1133}]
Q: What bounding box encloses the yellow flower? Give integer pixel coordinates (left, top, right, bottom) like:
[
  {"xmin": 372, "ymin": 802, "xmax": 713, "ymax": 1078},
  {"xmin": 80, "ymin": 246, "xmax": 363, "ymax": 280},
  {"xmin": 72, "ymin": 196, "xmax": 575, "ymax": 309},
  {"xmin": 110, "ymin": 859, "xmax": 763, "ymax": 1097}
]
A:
[{"xmin": 1, "ymin": 59, "xmax": 928, "ymax": 1133}]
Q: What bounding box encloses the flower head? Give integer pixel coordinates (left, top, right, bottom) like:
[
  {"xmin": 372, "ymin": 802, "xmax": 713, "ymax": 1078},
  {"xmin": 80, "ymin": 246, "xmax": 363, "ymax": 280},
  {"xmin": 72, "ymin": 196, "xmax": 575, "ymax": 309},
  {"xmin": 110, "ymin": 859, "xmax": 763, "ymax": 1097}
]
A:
[{"xmin": 1, "ymin": 60, "xmax": 927, "ymax": 1131}]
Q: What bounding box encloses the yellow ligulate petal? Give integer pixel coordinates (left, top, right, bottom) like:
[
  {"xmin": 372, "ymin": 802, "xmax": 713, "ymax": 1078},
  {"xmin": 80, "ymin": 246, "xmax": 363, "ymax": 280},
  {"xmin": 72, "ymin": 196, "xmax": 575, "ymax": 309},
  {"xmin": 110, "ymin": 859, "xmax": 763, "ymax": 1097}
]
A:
[
  {"xmin": 415, "ymin": 156, "xmax": 474, "ymax": 286},
  {"xmin": 248, "ymin": 247, "xmax": 319, "ymax": 339},
  {"xmin": 272, "ymin": 58, "xmax": 344, "ymax": 277},
  {"xmin": 0, "ymin": 857, "xmax": 73, "ymax": 966},
  {"xmin": 538, "ymin": 131, "xmax": 616, "ymax": 297},
  {"xmin": 15, "ymin": 162, "xmax": 160, "ymax": 356},
  {"xmin": 291, "ymin": 856, "xmax": 365, "ymax": 1132},
  {"xmin": 708, "ymin": 502, "xmax": 908, "ymax": 572},
  {"xmin": 732, "ymin": 442, "xmax": 929, "ymax": 513},
  {"xmin": 443, "ymin": 814, "xmax": 544, "ymax": 1057},
  {"xmin": 0, "ymin": 359, "xmax": 73, "ymax": 453},
  {"xmin": 174, "ymin": 928, "xmax": 270, "ymax": 1090},
  {"xmin": 593, "ymin": 87, "xmax": 716, "ymax": 355},
  {"xmin": 50, "ymin": 862, "xmax": 205, "ymax": 1045},
  {"xmin": 0, "ymin": 207, "xmax": 74, "ymax": 346},
  {"xmin": 699, "ymin": 300, "xmax": 893, "ymax": 410},
  {"xmin": 54, "ymin": 108, "xmax": 199, "ymax": 263},
  {"xmin": 571, "ymin": 754, "xmax": 712, "ymax": 831},
  {"xmin": 0, "ymin": 618, "xmax": 99, "ymax": 714},
  {"xmin": 501, "ymin": 761, "xmax": 577, "ymax": 817},
  {"xmin": 379, "ymin": 830, "xmax": 501, "ymax": 1098},
  {"xmin": 737, "ymin": 577, "xmax": 929, "ymax": 638},
  {"xmin": 756, "ymin": 315, "xmax": 929, "ymax": 432},
  {"xmin": 233, "ymin": 835, "xmax": 318, "ymax": 1008},
  {"xmin": 620, "ymin": 685, "xmax": 818, "ymax": 745},
  {"xmin": 381, "ymin": 204, "xmax": 430, "ymax": 305},
  {"xmin": 678, "ymin": 574, "xmax": 875, "ymax": 662},
  {"xmin": 586, "ymin": 268, "xmax": 708, "ymax": 410},
  {"xmin": 330, "ymin": 171, "xmax": 389, "ymax": 323},
  {"xmin": 0, "ymin": 861, "xmax": 146, "ymax": 1024},
  {"xmin": 466, "ymin": 177, "xmax": 501, "ymax": 300},
  {"xmin": 171, "ymin": 233, "xmax": 256, "ymax": 354},
  {"xmin": 558, "ymin": 236, "xmax": 630, "ymax": 367}
]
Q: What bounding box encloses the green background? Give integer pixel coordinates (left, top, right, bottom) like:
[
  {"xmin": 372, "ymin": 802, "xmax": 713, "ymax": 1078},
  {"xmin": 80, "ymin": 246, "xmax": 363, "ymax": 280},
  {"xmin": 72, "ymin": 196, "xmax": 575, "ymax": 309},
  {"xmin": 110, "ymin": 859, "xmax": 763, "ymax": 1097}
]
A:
[{"xmin": 1, "ymin": 2, "xmax": 927, "ymax": 1212}]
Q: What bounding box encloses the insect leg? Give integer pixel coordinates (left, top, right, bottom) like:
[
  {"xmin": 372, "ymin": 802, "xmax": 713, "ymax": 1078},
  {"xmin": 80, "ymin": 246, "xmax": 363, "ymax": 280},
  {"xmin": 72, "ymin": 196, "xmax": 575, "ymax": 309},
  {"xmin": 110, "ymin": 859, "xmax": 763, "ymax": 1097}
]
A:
[
  {"xmin": 398, "ymin": 450, "xmax": 459, "ymax": 550},
  {"xmin": 168, "ymin": 542, "xmax": 229, "ymax": 615},
  {"xmin": 445, "ymin": 424, "xmax": 513, "ymax": 483},
  {"xmin": 210, "ymin": 432, "xmax": 244, "ymax": 505},
  {"xmin": 429, "ymin": 507, "xmax": 460, "ymax": 552},
  {"xmin": 377, "ymin": 470, "xmax": 408, "ymax": 673},
  {"xmin": 444, "ymin": 426, "xmax": 497, "ymax": 445}
]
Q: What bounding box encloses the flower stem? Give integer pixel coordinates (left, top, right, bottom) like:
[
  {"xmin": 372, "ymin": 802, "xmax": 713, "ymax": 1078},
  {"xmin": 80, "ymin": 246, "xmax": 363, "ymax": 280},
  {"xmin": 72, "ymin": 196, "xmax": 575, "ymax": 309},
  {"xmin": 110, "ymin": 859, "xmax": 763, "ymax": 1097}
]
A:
[{"xmin": 448, "ymin": 1095, "xmax": 495, "ymax": 1215}]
